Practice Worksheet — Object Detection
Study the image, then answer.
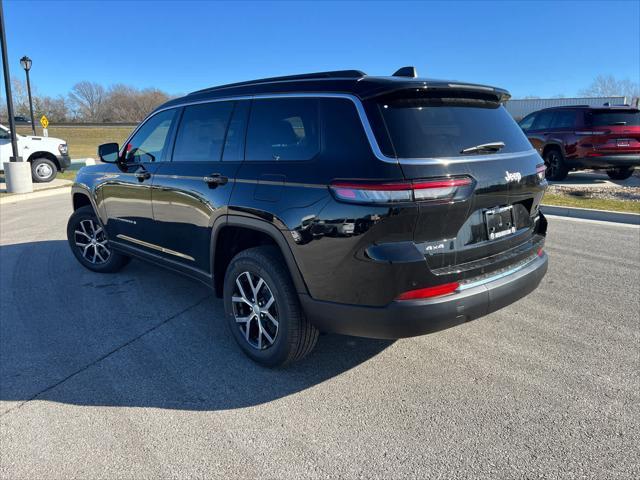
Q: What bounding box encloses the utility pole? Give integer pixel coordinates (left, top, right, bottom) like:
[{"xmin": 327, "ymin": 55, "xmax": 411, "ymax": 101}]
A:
[{"xmin": 0, "ymin": 0, "xmax": 32, "ymax": 193}]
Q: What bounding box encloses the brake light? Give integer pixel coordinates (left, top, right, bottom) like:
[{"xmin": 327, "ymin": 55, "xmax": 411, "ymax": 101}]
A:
[
  {"xmin": 396, "ymin": 282, "xmax": 460, "ymax": 301},
  {"xmin": 330, "ymin": 177, "xmax": 473, "ymax": 204},
  {"xmin": 536, "ymin": 164, "xmax": 546, "ymax": 180}
]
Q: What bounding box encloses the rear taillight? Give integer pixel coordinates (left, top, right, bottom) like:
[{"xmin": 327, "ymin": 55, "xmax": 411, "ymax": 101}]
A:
[
  {"xmin": 396, "ymin": 282, "xmax": 460, "ymax": 301},
  {"xmin": 536, "ymin": 164, "xmax": 545, "ymax": 180},
  {"xmin": 330, "ymin": 177, "xmax": 473, "ymax": 204}
]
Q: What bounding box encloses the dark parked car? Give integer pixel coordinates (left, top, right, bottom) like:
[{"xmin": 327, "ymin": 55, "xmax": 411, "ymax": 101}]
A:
[
  {"xmin": 519, "ymin": 105, "xmax": 640, "ymax": 180},
  {"xmin": 13, "ymin": 115, "xmax": 31, "ymax": 124},
  {"xmin": 67, "ymin": 68, "xmax": 548, "ymax": 366}
]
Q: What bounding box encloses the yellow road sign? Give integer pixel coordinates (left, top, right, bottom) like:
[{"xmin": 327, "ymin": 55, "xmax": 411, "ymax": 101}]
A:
[{"xmin": 40, "ymin": 115, "xmax": 49, "ymax": 129}]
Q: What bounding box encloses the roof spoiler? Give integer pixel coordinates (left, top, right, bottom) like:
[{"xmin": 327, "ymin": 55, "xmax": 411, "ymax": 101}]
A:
[{"xmin": 392, "ymin": 66, "xmax": 418, "ymax": 78}]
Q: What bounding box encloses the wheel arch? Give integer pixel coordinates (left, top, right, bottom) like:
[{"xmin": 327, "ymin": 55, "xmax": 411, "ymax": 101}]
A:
[
  {"xmin": 542, "ymin": 142, "xmax": 565, "ymax": 158},
  {"xmin": 211, "ymin": 216, "xmax": 308, "ymax": 298},
  {"xmin": 27, "ymin": 151, "xmax": 60, "ymax": 170}
]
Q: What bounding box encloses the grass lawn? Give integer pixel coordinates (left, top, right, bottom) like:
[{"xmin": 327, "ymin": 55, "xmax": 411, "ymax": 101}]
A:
[
  {"xmin": 16, "ymin": 125, "xmax": 135, "ymax": 159},
  {"xmin": 542, "ymin": 193, "xmax": 640, "ymax": 214}
]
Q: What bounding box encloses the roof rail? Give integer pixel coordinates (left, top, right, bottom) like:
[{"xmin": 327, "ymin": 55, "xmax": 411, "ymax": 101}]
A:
[{"xmin": 188, "ymin": 70, "xmax": 367, "ymax": 95}]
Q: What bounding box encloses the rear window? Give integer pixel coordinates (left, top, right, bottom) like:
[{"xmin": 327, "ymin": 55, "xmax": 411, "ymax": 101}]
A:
[
  {"xmin": 588, "ymin": 110, "xmax": 640, "ymax": 127},
  {"xmin": 373, "ymin": 96, "xmax": 532, "ymax": 158}
]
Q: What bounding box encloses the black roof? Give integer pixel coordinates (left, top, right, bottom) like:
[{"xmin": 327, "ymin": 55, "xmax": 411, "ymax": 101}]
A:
[{"xmin": 155, "ymin": 68, "xmax": 511, "ymax": 113}]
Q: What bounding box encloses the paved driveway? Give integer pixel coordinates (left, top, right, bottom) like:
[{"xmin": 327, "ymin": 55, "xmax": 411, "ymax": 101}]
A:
[{"xmin": 1, "ymin": 194, "xmax": 638, "ymax": 479}]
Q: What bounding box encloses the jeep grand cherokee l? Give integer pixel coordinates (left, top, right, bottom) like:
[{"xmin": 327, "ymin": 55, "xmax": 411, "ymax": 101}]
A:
[
  {"xmin": 67, "ymin": 68, "xmax": 548, "ymax": 366},
  {"xmin": 519, "ymin": 105, "xmax": 640, "ymax": 181}
]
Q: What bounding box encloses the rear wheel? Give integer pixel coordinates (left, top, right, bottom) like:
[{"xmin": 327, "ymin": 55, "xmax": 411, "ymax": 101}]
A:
[
  {"xmin": 31, "ymin": 157, "xmax": 57, "ymax": 183},
  {"xmin": 606, "ymin": 167, "xmax": 634, "ymax": 180},
  {"xmin": 544, "ymin": 149, "xmax": 569, "ymax": 181},
  {"xmin": 223, "ymin": 246, "xmax": 318, "ymax": 367},
  {"xmin": 66, "ymin": 205, "xmax": 130, "ymax": 273}
]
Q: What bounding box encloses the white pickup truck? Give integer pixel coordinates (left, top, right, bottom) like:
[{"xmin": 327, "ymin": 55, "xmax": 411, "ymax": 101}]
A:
[{"xmin": 0, "ymin": 124, "xmax": 70, "ymax": 182}]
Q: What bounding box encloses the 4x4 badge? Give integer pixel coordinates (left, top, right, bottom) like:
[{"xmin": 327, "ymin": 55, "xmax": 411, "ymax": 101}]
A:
[{"xmin": 505, "ymin": 171, "xmax": 522, "ymax": 183}]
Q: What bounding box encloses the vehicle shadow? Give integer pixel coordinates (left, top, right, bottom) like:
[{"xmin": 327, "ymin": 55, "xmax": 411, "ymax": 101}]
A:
[{"xmin": 0, "ymin": 240, "xmax": 392, "ymax": 412}]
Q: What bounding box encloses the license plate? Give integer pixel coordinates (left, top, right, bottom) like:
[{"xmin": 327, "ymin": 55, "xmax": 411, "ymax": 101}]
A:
[
  {"xmin": 617, "ymin": 139, "xmax": 630, "ymax": 147},
  {"xmin": 485, "ymin": 205, "xmax": 516, "ymax": 240}
]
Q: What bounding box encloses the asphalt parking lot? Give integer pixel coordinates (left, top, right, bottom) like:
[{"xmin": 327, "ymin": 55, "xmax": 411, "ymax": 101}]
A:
[{"xmin": 1, "ymin": 194, "xmax": 639, "ymax": 479}]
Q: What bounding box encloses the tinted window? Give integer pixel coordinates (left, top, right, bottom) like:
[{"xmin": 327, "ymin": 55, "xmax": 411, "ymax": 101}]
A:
[
  {"xmin": 125, "ymin": 109, "xmax": 176, "ymax": 163},
  {"xmin": 551, "ymin": 110, "xmax": 578, "ymax": 129},
  {"xmin": 245, "ymin": 98, "xmax": 320, "ymax": 161},
  {"xmin": 531, "ymin": 111, "xmax": 554, "ymax": 130},
  {"xmin": 375, "ymin": 98, "xmax": 532, "ymax": 158},
  {"xmin": 588, "ymin": 110, "xmax": 640, "ymax": 127},
  {"xmin": 222, "ymin": 101, "xmax": 250, "ymax": 162},
  {"xmin": 172, "ymin": 102, "xmax": 233, "ymax": 162},
  {"xmin": 519, "ymin": 114, "xmax": 536, "ymax": 130}
]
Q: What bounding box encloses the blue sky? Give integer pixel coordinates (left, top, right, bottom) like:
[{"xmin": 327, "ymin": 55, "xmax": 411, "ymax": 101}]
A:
[{"xmin": 3, "ymin": 0, "xmax": 639, "ymax": 99}]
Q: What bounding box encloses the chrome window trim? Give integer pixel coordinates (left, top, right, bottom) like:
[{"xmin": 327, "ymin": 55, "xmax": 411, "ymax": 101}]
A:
[{"xmin": 125, "ymin": 93, "xmax": 538, "ymax": 166}]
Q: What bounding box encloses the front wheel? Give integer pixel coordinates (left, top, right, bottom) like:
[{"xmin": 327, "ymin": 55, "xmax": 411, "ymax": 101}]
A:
[
  {"xmin": 606, "ymin": 167, "xmax": 634, "ymax": 181},
  {"xmin": 544, "ymin": 149, "xmax": 569, "ymax": 181},
  {"xmin": 66, "ymin": 205, "xmax": 130, "ymax": 273},
  {"xmin": 31, "ymin": 157, "xmax": 57, "ymax": 183},
  {"xmin": 223, "ymin": 246, "xmax": 318, "ymax": 367}
]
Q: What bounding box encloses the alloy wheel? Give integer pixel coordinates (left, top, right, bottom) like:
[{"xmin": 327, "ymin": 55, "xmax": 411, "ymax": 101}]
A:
[
  {"xmin": 74, "ymin": 219, "xmax": 111, "ymax": 264},
  {"xmin": 545, "ymin": 152, "xmax": 560, "ymax": 179},
  {"xmin": 231, "ymin": 271, "xmax": 279, "ymax": 350}
]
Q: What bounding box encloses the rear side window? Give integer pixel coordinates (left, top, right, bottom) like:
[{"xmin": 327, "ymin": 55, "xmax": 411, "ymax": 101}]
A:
[
  {"xmin": 551, "ymin": 110, "xmax": 578, "ymax": 129},
  {"xmin": 588, "ymin": 110, "xmax": 640, "ymax": 127},
  {"xmin": 245, "ymin": 98, "xmax": 320, "ymax": 161},
  {"xmin": 172, "ymin": 102, "xmax": 233, "ymax": 162},
  {"xmin": 373, "ymin": 96, "xmax": 532, "ymax": 158}
]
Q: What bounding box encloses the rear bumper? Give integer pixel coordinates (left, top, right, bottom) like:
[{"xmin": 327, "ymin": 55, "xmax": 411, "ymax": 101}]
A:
[
  {"xmin": 569, "ymin": 154, "xmax": 640, "ymax": 169},
  {"xmin": 300, "ymin": 252, "xmax": 548, "ymax": 339}
]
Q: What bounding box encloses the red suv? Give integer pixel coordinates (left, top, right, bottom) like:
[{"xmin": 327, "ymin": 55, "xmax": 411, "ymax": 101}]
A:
[{"xmin": 519, "ymin": 105, "xmax": 640, "ymax": 180}]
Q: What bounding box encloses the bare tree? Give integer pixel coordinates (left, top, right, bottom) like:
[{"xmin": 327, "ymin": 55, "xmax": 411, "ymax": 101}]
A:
[
  {"xmin": 33, "ymin": 95, "xmax": 69, "ymax": 122},
  {"xmin": 68, "ymin": 81, "xmax": 107, "ymax": 121},
  {"xmin": 580, "ymin": 75, "xmax": 640, "ymax": 99}
]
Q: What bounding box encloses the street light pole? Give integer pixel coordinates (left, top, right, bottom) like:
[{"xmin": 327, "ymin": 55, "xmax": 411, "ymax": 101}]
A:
[
  {"xmin": 0, "ymin": 0, "xmax": 32, "ymax": 193},
  {"xmin": 0, "ymin": 0, "xmax": 20, "ymax": 161},
  {"xmin": 19, "ymin": 55, "xmax": 35, "ymax": 135}
]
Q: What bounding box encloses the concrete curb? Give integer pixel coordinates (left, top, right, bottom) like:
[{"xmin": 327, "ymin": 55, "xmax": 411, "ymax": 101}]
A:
[
  {"xmin": 0, "ymin": 186, "xmax": 71, "ymax": 205},
  {"xmin": 541, "ymin": 204, "xmax": 640, "ymax": 225}
]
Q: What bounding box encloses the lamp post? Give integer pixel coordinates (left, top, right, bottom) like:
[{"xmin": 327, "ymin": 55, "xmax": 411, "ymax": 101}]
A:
[
  {"xmin": 19, "ymin": 55, "xmax": 35, "ymax": 135},
  {"xmin": 0, "ymin": 0, "xmax": 32, "ymax": 193}
]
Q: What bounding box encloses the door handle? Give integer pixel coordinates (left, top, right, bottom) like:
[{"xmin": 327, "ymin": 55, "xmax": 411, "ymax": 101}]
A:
[
  {"xmin": 203, "ymin": 173, "xmax": 228, "ymax": 187},
  {"xmin": 135, "ymin": 170, "xmax": 151, "ymax": 182}
]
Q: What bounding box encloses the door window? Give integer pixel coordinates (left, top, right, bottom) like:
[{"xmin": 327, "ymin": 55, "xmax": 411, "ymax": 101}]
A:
[
  {"xmin": 531, "ymin": 111, "xmax": 554, "ymax": 130},
  {"xmin": 550, "ymin": 110, "xmax": 577, "ymax": 129},
  {"xmin": 124, "ymin": 109, "xmax": 177, "ymax": 164},
  {"xmin": 245, "ymin": 98, "xmax": 320, "ymax": 161},
  {"xmin": 172, "ymin": 102, "xmax": 234, "ymax": 162},
  {"xmin": 518, "ymin": 114, "xmax": 536, "ymax": 131},
  {"xmin": 222, "ymin": 101, "xmax": 250, "ymax": 161}
]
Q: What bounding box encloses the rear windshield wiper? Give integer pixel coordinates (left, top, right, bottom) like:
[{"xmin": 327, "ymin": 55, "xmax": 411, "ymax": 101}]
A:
[{"xmin": 460, "ymin": 141, "xmax": 505, "ymax": 155}]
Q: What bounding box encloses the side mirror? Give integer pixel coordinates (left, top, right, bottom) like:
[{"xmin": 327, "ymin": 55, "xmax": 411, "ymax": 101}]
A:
[{"xmin": 98, "ymin": 143, "xmax": 120, "ymax": 163}]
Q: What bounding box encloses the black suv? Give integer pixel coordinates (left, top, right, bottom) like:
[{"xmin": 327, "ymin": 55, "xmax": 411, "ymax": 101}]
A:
[
  {"xmin": 519, "ymin": 105, "xmax": 640, "ymax": 181},
  {"xmin": 67, "ymin": 68, "xmax": 548, "ymax": 366}
]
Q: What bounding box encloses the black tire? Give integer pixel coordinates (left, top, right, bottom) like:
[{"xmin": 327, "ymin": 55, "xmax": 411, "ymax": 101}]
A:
[
  {"xmin": 66, "ymin": 205, "xmax": 130, "ymax": 273},
  {"xmin": 606, "ymin": 167, "xmax": 634, "ymax": 181},
  {"xmin": 543, "ymin": 149, "xmax": 569, "ymax": 181},
  {"xmin": 223, "ymin": 246, "xmax": 318, "ymax": 367},
  {"xmin": 30, "ymin": 157, "xmax": 57, "ymax": 183}
]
